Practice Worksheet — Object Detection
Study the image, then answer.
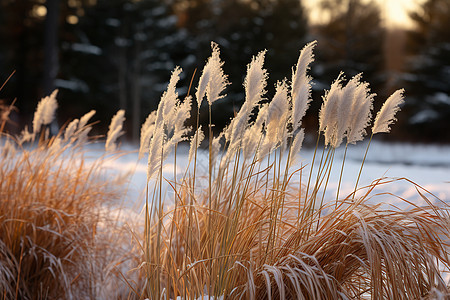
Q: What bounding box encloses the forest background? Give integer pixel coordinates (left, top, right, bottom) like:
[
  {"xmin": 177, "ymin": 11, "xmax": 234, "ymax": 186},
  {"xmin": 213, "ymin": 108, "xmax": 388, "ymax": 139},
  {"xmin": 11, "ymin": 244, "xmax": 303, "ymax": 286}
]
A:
[{"xmin": 0, "ymin": 0, "xmax": 449, "ymax": 143}]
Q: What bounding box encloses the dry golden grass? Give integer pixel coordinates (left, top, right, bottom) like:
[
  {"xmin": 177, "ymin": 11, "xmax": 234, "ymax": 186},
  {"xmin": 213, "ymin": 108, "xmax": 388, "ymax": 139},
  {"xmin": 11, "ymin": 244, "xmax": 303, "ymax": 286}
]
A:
[
  {"xmin": 2, "ymin": 41, "xmax": 450, "ymax": 299},
  {"xmin": 0, "ymin": 125, "xmax": 136, "ymax": 299},
  {"xmin": 132, "ymin": 40, "xmax": 450, "ymax": 298},
  {"xmin": 137, "ymin": 162, "xmax": 450, "ymax": 299}
]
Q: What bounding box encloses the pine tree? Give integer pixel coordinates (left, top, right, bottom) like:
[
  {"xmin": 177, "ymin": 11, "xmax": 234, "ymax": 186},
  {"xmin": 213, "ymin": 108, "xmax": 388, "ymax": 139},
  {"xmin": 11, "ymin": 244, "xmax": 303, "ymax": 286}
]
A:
[
  {"xmin": 403, "ymin": 0, "xmax": 450, "ymax": 142},
  {"xmin": 59, "ymin": 0, "xmax": 186, "ymax": 140},
  {"xmin": 174, "ymin": 0, "xmax": 308, "ymax": 131}
]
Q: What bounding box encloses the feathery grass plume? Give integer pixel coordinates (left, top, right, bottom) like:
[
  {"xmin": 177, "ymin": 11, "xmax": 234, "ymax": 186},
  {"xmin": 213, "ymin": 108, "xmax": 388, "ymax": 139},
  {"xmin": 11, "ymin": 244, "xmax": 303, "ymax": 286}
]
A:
[
  {"xmin": 162, "ymin": 67, "xmax": 182, "ymax": 120},
  {"xmin": 211, "ymin": 132, "xmax": 224, "ymax": 166},
  {"xmin": 196, "ymin": 42, "xmax": 229, "ymax": 106},
  {"xmin": 19, "ymin": 126, "xmax": 33, "ymax": 145},
  {"xmin": 226, "ymin": 50, "xmax": 268, "ymax": 147},
  {"xmin": 144, "ymin": 67, "xmax": 188, "ymax": 182},
  {"xmin": 319, "ymin": 75, "xmax": 343, "ymax": 147},
  {"xmin": 259, "ymin": 80, "xmax": 290, "ymax": 158},
  {"xmin": 139, "ymin": 111, "xmax": 157, "ymax": 159},
  {"xmin": 32, "ymin": 89, "xmax": 58, "ymax": 134},
  {"xmin": 242, "ymin": 103, "xmax": 269, "ymax": 159},
  {"xmin": 347, "ymin": 82, "xmax": 374, "ymax": 144},
  {"xmin": 147, "ymin": 125, "xmax": 165, "ymax": 180},
  {"xmin": 162, "ymin": 98, "xmax": 192, "ymax": 160},
  {"xmin": 334, "ymin": 74, "xmax": 361, "ymax": 148},
  {"xmin": 78, "ymin": 109, "xmax": 96, "ymax": 129},
  {"xmin": 152, "ymin": 66, "xmax": 183, "ymax": 129},
  {"xmin": 188, "ymin": 125, "xmax": 204, "ymax": 164},
  {"xmin": 291, "ymin": 41, "xmax": 316, "ymax": 132},
  {"xmin": 165, "ymin": 96, "xmax": 192, "ymax": 149},
  {"xmin": 105, "ymin": 109, "xmax": 125, "ymax": 152},
  {"xmin": 289, "ymin": 128, "xmax": 305, "ymax": 166},
  {"xmin": 372, "ymin": 89, "xmax": 405, "ymax": 134},
  {"xmin": 73, "ymin": 110, "xmax": 96, "ymax": 144},
  {"xmin": 172, "ymin": 96, "xmax": 192, "ymax": 137},
  {"xmin": 63, "ymin": 119, "xmax": 79, "ymax": 143}
]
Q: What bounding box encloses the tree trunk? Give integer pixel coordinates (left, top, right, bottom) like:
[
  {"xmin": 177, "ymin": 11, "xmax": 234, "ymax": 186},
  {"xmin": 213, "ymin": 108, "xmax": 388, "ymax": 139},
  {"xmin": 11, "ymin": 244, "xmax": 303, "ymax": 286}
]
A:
[
  {"xmin": 42, "ymin": 0, "xmax": 60, "ymax": 95},
  {"xmin": 131, "ymin": 41, "xmax": 142, "ymax": 142}
]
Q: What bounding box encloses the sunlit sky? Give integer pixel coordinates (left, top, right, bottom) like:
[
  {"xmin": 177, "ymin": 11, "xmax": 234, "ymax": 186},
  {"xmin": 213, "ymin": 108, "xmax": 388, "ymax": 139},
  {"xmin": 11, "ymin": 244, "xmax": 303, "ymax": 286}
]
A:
[
  {"xmin": 32, "ymin": 0, "xmax": 425, "ymax": 29},
  {"xmin": 378, "ymin": 0, "xmax": 423, "ymax": 28},
  {"xmin": 305, "ymin": 0, "xmax": 425, "ymax": 28}
]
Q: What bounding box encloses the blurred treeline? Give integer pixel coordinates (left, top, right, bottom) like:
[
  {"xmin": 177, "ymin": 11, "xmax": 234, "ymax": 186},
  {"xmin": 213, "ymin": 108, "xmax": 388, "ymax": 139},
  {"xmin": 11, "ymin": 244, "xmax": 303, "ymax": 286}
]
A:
[{"xmin": 0, "ymin": 0, "xmax": 449, "ymax": 143}]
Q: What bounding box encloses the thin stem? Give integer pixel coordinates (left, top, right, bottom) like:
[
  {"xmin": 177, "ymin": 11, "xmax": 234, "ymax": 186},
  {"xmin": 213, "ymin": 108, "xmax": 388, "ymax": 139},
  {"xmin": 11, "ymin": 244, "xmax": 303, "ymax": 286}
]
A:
[
  {"xmin": 207, "ymin": 103, "xmax": 213, "ymax": 296},
  {"xmin": 0, "ymin": 70, "xmax": 15, "ymax": 92},
  {"xmin": 318, "ymin": 147, "xmax": 335, "ymax": 212},
  {"xmin": 335, "ymin": 144, "xmax": 348, "ymax": 207},
  {"xmin": 304, "ymin": 133, "xmax": 320, "ymax": 208},
  {"xmin": 353, "ymin": 133, "xmax": 373, "ymax": 199}
]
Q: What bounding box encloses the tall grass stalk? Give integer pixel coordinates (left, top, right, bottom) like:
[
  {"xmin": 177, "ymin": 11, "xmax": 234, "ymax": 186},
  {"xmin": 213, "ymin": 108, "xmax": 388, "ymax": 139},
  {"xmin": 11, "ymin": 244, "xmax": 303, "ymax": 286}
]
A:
[
  {"xmin": 0, "ymin": 100, "xmax": 135, "ymax": 299},
  {"xmin": 133, "ymin": 41, "xmax": 449, "ymax": 299},
  {"xmin": 2, "ymin": 41, "xmax": 446, "ymax": 299}
]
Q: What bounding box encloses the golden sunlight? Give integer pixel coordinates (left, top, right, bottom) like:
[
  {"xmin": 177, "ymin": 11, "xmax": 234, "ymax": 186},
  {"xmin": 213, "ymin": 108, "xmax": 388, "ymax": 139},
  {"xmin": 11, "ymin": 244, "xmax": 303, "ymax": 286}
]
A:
[{"xmin": 306, "ymin": 0, "xmax": 425, "ymax": 28}]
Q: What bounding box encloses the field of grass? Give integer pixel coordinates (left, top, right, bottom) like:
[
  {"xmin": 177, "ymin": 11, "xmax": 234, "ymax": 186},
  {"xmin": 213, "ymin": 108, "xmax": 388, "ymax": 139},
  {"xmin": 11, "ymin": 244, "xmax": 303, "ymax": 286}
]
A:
[{"xmin": 1, "ymin": 41, "xmax": 449, "ymax": 299}]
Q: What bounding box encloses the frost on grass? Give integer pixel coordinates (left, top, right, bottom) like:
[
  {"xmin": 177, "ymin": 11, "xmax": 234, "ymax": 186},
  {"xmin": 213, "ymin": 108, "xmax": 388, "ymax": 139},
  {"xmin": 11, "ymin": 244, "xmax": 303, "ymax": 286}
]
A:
[
  {"xmin": 32, "ymin": 89, "xmax": 58, "ymax": 135},
  {"xmin": 105, "ymin": 109, "xmax": 125, "ymax": 152},
  {"xmin": 373, "ymin": 89, "xmax": 405, "ymax": 134},
  {"xmin": 6, "ymin": 40, "xmax": 448, "ymax": 300}
]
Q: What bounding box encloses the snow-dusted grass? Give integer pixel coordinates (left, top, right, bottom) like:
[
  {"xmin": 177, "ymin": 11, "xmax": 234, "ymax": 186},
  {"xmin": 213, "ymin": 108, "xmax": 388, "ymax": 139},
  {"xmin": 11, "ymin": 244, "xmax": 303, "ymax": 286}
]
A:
[
  {"xmin": 131, "ymin": 42, "xmax": 450, "ymax": 299},
  {"xmin": 1, "ymin": 40, "xmax": 449, "ymax": 299},
  {"xmin": 104, "ymin": 140, "xmax": 450, "ymax": 209}
]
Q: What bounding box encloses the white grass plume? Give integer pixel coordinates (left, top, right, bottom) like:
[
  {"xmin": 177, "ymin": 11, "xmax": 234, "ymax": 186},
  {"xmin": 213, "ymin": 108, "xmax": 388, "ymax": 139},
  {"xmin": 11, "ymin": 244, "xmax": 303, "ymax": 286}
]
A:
[
  {"xmin": 291, "ymin": 41, "xmax": 316, "ymax": 132},
  {"xmin": 78, "ymin": 110, "xmax": 96, "ymax": 129},
  {"xmin": 211, "ymin": 132, "xmax": 224, "ymax": 166},
  {"xmin": 153, "ymin": 67, "xmax": 182, "ymax": 127},
  {"xmin": 347, "ymin": 82, "xmax": 374, "ymax": 144},
  {"xmin": 162, "ymin": 67, "xmax": 182, "ymax": 120},
  {"xmin": 259, "ymin": 81, "xmax": 290, "ymax": 158},
  {"xmin": 242, "ymin": 103, "xmax": 268, "ymax": 160},
  {"xmin": 196, "ymin": 42, "xmax": 229, "ymax": 107},
  {"xmin": 319, "ymin": 75, "xmax": 343, "ymax": 147},
  {"xmin": 105, "ymin": 109, "xmax": 125, "ymax": 152},
  {"xmin": 167, "ymin": 97, "xmax": 192, "ymax": 148},
  {"xmin": 147, "ymin": 125, "xmax": 165, "ymax": 180},
  {"xmin": 139, "ymin": 111, "xmax": 157, "ymax": 159},
  {"xmin": 64, "ymin": 119, "xmax": 79, "ymax": 143},
  {"xmin": 74, "ymin": 110, "xmax": 96, "ymax": 144},
  {"xmin": 173, "ymin": 96, "xmax": 192, "ymax": 136},
  {"xmin": 226, "ymin": 50, "xmax": 268, "ymax": 146},
  {"xmin": 289, "ymin": 128, "xmax": 305, "ymax": 167},
  {"xmin": 188, "ymin": 126, "xmax": 204, "ymax": 164},
  {"xmin": 18, "ymin": 126, "xmax": 33, "ymax": 145},
  {"xmin": 372, "ymin": 89, "xmax": 405, "ymax": 134},
  {"xmin": 244, "ymin": 50, "xmax": 268, "ymax": 110},
  {"xmin": 33, "ymin": 90, "xmax": 58, "ymax": 134},
  {"xmin": 334, "ymin": 74, "xmax": 361, "ymax": 148}
]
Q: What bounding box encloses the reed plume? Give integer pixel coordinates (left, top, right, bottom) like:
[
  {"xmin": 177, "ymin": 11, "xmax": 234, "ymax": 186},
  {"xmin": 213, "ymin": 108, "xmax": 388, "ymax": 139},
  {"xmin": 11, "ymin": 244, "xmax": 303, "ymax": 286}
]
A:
[{"xmin": 372, "ymin": 89, "xmax": 405, "ymax": 134}]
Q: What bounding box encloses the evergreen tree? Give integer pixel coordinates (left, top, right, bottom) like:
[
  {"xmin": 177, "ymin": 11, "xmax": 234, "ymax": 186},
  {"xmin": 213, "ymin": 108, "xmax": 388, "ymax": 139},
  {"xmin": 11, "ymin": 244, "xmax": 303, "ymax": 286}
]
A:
[
  {"xmin": 174, "ymin": 0, "xmax": 308, "ymax": 130},
  {"xmin": 307, "ymin": 0, "xmax": 385, "ymax": 134},
  {"xmin": 59, "ymin": 0, "xmax": 187, "ymax": 139},
  {"xmin": 0, "ymin": 0, "xmax": 46, "ymax": 117},
  {"xmin": 403, "ymin": 0, "xmax": 450, "ymax": 142},
  {"xmin": 0, "ymin": 0, "xmax": 97, "ymax": 131}
]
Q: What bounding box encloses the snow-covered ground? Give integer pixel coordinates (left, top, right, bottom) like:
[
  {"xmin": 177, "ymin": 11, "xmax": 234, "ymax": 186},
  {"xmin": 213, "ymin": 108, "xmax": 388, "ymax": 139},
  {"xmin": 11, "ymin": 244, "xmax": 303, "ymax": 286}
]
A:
[
  {"xmin": 100, "ymin": 139, "xmax": 450, "ymax": 284},
  {"xmin": 101, "ymin": 139, "xmax": 450, "ymax": 210}
]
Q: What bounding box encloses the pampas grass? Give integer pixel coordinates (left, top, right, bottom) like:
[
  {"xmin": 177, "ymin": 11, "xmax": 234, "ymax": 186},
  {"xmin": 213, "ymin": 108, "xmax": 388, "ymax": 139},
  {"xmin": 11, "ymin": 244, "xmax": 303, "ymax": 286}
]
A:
[
  {"xmin": 32, "ymin": 89, "xmax": 58, "ymax": 136},
  {"xmin": 106, "ymin": 109, "xmax": 126, "ymax": 152},
  {"xmin": 0, "ymin": 41, "xmax": 448, "ymax": 299},
  {"xmin": 0, "ymin": 101, "xmax": 134, "ymax": 299},
  {"xmin": 136, "ymin": 41, "xmax": 450, "ymax": 300}
]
